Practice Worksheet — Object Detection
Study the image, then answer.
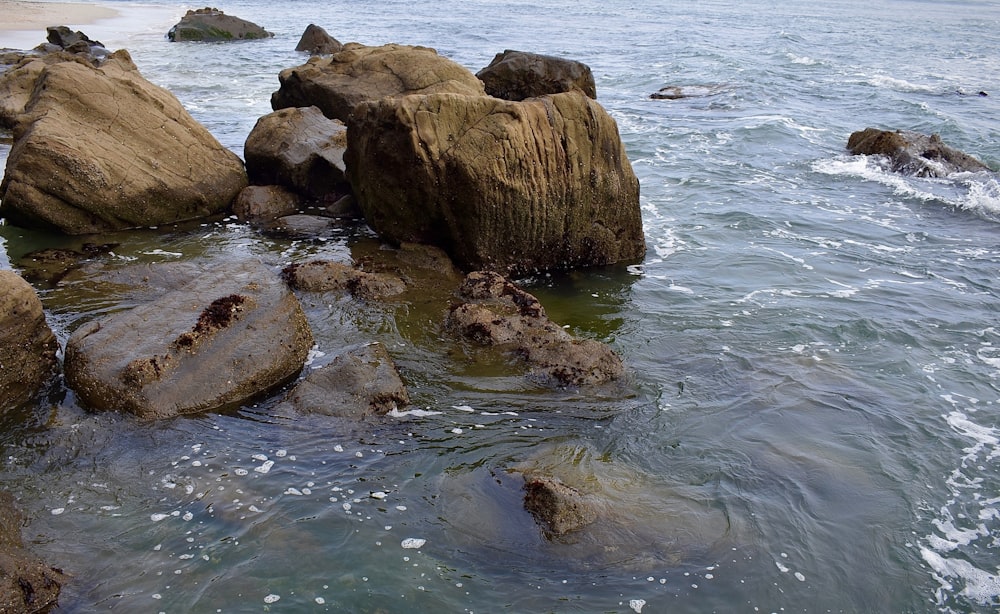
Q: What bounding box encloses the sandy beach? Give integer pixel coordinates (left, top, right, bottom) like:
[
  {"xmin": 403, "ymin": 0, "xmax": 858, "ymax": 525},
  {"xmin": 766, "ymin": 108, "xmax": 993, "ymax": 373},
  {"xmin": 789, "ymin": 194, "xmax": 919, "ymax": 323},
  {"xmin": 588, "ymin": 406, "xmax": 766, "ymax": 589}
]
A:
[{"xmin": 0, "ymin": 1, "xmax": 119, "ymax": 32}]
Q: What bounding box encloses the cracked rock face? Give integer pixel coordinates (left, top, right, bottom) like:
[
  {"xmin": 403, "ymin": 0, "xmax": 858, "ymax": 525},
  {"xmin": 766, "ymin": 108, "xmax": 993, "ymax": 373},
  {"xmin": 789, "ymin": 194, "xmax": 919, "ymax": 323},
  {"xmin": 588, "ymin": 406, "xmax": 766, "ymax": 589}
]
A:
[{"xmin": 0, "ymin": 50, "xmax": 247, "ymax": 234}]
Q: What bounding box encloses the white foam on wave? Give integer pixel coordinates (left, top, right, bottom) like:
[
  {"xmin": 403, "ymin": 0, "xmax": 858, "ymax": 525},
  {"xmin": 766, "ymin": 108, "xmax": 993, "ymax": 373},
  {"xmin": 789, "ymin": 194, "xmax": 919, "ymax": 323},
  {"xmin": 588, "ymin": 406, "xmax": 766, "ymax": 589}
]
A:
[
  {"xmin": 922, "ymin": 408, "xmax": 1000, "ymax": 608},
  {"xmin": 864, "ymin": 73, "xmax": 937, "ymax": 93}
]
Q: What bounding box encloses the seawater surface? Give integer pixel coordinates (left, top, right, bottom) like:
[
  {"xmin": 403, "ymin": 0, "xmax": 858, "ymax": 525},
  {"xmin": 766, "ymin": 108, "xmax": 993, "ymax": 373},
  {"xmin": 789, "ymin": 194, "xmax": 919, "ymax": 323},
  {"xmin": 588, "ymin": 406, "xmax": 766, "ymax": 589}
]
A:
[{"xmin": 2, "ymin": 0, "xmax": 1000, "ymax": 612}]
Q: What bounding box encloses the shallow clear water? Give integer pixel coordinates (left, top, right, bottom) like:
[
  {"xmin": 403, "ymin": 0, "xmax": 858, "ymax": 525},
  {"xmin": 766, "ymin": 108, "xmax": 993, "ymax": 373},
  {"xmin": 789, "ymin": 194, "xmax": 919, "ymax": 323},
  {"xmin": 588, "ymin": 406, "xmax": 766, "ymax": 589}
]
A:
[{"xmin": 2, "ymin": 0, "xmax": 1000, "ymax": 612}]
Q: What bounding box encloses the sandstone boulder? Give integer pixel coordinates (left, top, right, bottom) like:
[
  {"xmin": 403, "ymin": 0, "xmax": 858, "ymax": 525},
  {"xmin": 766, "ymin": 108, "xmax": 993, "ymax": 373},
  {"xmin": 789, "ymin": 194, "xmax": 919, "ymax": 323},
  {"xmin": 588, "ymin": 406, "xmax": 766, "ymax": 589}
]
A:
[
  {"xmin": 446, "ymin": 271, "xmax": 624, "ymax": 386},
  {"xmin": 64, "ymin": 261, "xmax": 313, "ymax": 420},
  {"xmin": 847, "ymin": 127, "xmax": 992, "ymax": 177},
  {"xmin": 245, "ymin": 106, "xmax": 348, "ymax": 199},
  {"xmin": 0, "ymin": 492, "xmax": 67, "ymax": 613},
  {"xmin": 167, "ymin": 8, "xmax": 273, "ymax": 42},
  {"xmin": 476, "ymin": 49, "xmax": 596, "ymax": 101},
  {"xmin": 270, "ymin": 43, "xmax": 486, "ymax": 122},
  {"xmin": 295, "ymin": 24, "xmax": 343, "ymax": 55},
  {"xmin": 282, "ymin": 260, "xmax": 406, "ymax": 300},
  {"xmin": 283, "ymin": 342, "xmax": 409, "ymax": 418},
  {"xmin": 232, "ymin": 185, "xmax": 300, "ymax": 224},
  {"xmin": 0, "ymin": 50, "xmax": 248, "ymax": 234},
  {"xmin": 346, "ymin": 91, "xmax": 644, "ymax": 274},
  {"xmin": 0, "ymin": 270, "xmax": 58, "ymax": 410}
]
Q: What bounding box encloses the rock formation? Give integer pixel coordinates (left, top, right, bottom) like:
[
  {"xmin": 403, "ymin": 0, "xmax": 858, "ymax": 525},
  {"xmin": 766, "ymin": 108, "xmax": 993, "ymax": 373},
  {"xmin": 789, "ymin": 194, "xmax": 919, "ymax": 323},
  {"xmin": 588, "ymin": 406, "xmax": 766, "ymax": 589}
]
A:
[
  {"xmin": 270, "ymin": 43, "xmax": 486, "ymax": 122},
  {"xmin": 346, "ymin": 91, "xmax": 644, "ymax": 274},
  {"xmin": 295, "ymin": 24, "xmax": 343, "ymax": 55},
  {"xmin": 167, "ymin": 8, "xmax": 273, "ymax": 42},
  {"xmin": 476, "ymin": 49, "xmax": 596, "ymax": 101},
  {"xmin": 0, "ymin": 270, "xmax": 58, "ymax": 410},
  {"xmin": 64, "ymin": 261, "xmax": 313, "ymax": 420},
  {"xmin": 0, "ymin": 492, "xmax": 67, "ymax": 613},
  {"xmin": 282, "ymin": 260, "xmax": 406, "ymax": 300},
  {"xmin": 0, "ymin": 51, "xmax": 248, "ymax": 234},
  {"xmin": 847, "ymin": 128, "xmax": 992, "ymax": 177}
]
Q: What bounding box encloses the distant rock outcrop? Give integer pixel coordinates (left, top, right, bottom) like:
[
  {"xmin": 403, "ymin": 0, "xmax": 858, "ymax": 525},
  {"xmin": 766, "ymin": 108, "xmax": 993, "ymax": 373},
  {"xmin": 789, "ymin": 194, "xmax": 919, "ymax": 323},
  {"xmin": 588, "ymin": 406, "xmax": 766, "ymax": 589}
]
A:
[
  {"xmin": 0, "ymin": 50, "xmax": 248, "ymax": 234},
  {"xmin": 847, "ymin": 128, "xmax": 992, "ymax": 177},
  {"xmin": 64, "ymin": 261, "xmax": 313, "ymax": 420},
  {"xmin": 346, "ymin": 91, "xmax": 644, "ymax": 274},
  {"xmin": 476, "ymin": 49, "xmax": 596, "ymax": 101},
  {"xmin": 0, "ymin": 270, "xmax": 58, "ymax": 410},
  {"xmin": 167, "ymin": 8, "xmax": 273, "ymax": 42},
  {"xmin": 270, "ymin": 43, "xmax": 486, "ymax": 122},
  {"xmin": 295, "ymin": 24, "xmax": 342, "ymax": 55}
]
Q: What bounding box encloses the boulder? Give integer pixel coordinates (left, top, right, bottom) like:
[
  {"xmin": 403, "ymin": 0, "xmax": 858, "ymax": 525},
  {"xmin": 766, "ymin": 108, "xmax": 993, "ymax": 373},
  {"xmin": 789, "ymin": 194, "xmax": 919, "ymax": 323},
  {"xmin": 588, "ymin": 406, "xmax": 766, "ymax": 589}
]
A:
[
  {"xmin": 0, "ymin": 50, "xmax": 248, "ymax": 234},
  {"xmin": 282, "ymin": 260, "xmax": 406, "ymax": 300},
  {"xmin": 847, "ymin": 128, "xmax": 992, "ymax": 177},
  {"xmin": 270, "ymin": 43, "xmax": 486, "ymax": 122},
  {"xmin": 295, "ymin": 24, "xmax": 343, "ymax": 55},
  {"xmin": 523, "ymin": 475, "xmax": 598, "ymax": 537},
  {"xmin": 0, "ymin": 492, "xmax": 67, "ymax": 613},
  {"xmin": 446, "ymin": 271, "xmax": 625, "ymax": 386},
  {"xmin": 283, "ymin": 342, "xmax": 409, "ymax": 418},
  {"xmin": 167, "ymin": 7, "xmax": 273, "ymax": 42},
  {"xmin": 0, "ymin": 270, "xmax": 58, "ymax": 410},
  {"xmin": 64, "ymin": 261, "xmax": 313, "ymax": 420},
  {"xmin": 232, "ymin": 185, "xmax": 300, "ymax": 224},
  {"xmin": 1, "ymin": 53, "xmax": 87, "ymax": 130},
  {"xmin": 476, "ymin": 49, "xmax": 596, "ymax": 101},
  {"xmin": 245, "ymin": 106, "xmax": 348, "ymax": 199},
  {"xmin": 45, "ymin": 25, "xmax": 108, "ymax": 57},
  {"xmin": 346, "ymin": 91, "xmax": 645, "ymax": 274}
]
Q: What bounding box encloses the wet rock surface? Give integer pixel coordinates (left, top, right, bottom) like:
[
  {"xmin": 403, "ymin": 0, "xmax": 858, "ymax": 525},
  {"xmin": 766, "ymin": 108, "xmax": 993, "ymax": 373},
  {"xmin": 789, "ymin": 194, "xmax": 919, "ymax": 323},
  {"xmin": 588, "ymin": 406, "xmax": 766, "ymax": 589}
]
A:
[
  {"xmin": 167, "ymin": 7, "xmax": 273, "ymax": 42},
  {"xmin": 523, "ymin": 475, "xmax": 599, "ymax": 537},
  {"xmin": 0, "ymin": 491, "xmax": 67, "ymax": 614},
  {"xmin": 847, "ymin": 127, "xmax": 992, "ymax": 177},
  {"xmin": 232, "ymin": 185, "xmax": 301, "ymax": 224},
  {"xmin": 0, "ymin": 270, "xmax": 58, "ymax": 411},
  {"xmin": 283, "ymin": 260, "xmax": 406, "ymax": 300}
]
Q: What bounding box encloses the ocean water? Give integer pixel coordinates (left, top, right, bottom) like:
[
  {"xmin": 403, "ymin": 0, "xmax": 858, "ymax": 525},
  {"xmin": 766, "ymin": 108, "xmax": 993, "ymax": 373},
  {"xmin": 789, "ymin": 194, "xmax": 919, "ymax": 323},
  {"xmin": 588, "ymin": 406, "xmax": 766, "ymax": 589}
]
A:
[{"xmin": 2, "ymin": 0, "xmax": 1000, "ymax": 612}]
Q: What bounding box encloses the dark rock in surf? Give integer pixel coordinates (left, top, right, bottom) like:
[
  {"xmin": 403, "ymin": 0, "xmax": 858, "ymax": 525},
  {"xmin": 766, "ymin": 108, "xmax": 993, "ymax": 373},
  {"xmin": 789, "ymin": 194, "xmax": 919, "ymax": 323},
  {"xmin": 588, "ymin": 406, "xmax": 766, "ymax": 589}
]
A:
[
  {"xmin": 64, "ymin": 261, "xmax": 313, "ymax": 420},
  {"xmin": 167, "ymin": 8, "xmax": 273, "ymax": 42},
  {"xmin": 283, "ymin": 342, "xmax": 409, "ymax": 418},
  {"xmin": 0, "ymin": 271, "xmax": 58, "ymax": 411},
  {"xmin": 476, "ymin": 49, "xmax": 596, "ymax": 101},
  {"xmin": 295, "ymin": 24, "xmax": 342, "ymax": 55},
  {"xmin": 847, "ymin": 127, "xmax": 992, "ymax": 178},
  {"xmin": 523, "ymin": 475, "xmax": 599, "ymax": 537},
  {"xmin": 0, "ymin": 491, "xmax": 67, "ymax": 613},
  {"xmin": 445, "ymin": 271, "xmax": 625, "ymax": 387},
  {"xmin": 244, "ymin": 106, "xmax": 348, "ymax": 200},
  {"xmin": 232, "ymin": 185, "xmax": 300, "ymax": 224},
  {"xmin": 270, "ymin": 43, "xmax": 486, "ymax": 122},
  {"xmin": 46, "ymin": 25, "xmax": 108, "ymax": 56}
]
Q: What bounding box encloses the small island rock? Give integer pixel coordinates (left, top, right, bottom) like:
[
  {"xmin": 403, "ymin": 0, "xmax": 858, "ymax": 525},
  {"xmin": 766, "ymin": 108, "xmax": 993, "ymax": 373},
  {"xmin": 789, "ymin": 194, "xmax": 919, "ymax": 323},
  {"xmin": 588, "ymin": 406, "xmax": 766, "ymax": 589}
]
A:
[
  {"xmin": 476, "ymin": 49, "xmax": 596, "ymax": 101},
  {"xmin": 167, "ymin": 8, "xmax": 273, "ymax": 42},
  {"xmin": 847, "ymin": 127, "xmax": 992, "ymax": 178}
]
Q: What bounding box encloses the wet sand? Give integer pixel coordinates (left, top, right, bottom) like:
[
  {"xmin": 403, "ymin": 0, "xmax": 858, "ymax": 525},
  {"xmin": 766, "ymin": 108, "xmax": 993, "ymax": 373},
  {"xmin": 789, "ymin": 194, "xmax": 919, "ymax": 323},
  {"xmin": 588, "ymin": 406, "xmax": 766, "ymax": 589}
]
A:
[{"xmin": 0, "ymin": 1, "xmax": 119, "ymax": 32}]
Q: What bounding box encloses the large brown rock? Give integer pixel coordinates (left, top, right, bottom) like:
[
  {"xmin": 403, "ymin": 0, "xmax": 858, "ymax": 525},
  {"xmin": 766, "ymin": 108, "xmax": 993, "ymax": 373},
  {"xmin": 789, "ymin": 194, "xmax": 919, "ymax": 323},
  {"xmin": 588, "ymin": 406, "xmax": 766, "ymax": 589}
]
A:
[
  {"xmin": 167, "ymin": 8, "xmax": 273, "ymax": 42},
  {"xmin": 346, "ymin": 91, "xmax": 644, "ymax": 274},
  {"xmin": 0, "ymin": 50, "xmax": 248, "ymax": 234},
  {"xmin": 244, "ymin": 106, "xmax": 347, "ymax": 199},
  {"xmin": 64, "ymin": 261, "xmax": 313, "ymax": 420},
  {"xmin": 295, "ymin": 24, "xmax": 343, "ymax": 55},
  {"xmin": 270, "ymin": 43, "xmax": 486, "ymax": 122},
  {"xmin": 476, "ymin": 49, "xmax": 596, "ymax": 101},
  {"xmin": 0, "ymin": 270, "xmax": 58, "ymax": 410},
  {"xmin": 847, "ymin": 128, "xmax": 992, "ymax": 178},
  {"xmin": 446, "ymin": 271, "xmax": 624, "ymax": 386},
  {"xmin": 0, "ymin": 492, "xmax": 67, "ymax": 613}
]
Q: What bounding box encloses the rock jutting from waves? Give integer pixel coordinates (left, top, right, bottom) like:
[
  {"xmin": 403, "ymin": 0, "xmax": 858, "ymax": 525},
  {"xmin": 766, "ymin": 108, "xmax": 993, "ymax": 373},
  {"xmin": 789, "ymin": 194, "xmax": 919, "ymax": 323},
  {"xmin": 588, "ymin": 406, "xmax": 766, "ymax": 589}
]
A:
[
  {"xmin": 475, "ymin": 49, "xmax": 597, "ymax": 101},
  {"xmin": 445, "ymin": 271, "xmax": 625, "ymax": 387},
  {"xmin": 295, "ymin": 24, "xmax": 343, "ymax": 55},
  {"xmin": 64, "ymin": 261, "xmax": 314, "ymax": 420},
  {"xmin": 0, "ymin": 270, "xmax": 59, "ymax": 411},
  {"xmin": 346, "ymin": 90, "xmax": 644, "ymax": 274},
  {"xmin": 847, "ymin": 127, "xmax": 993, "ymax": 178},
  {"xmin": 0, "ymin": 491, "xmax": 67, "ymax": 613},
  {"xmin": 270, "ymin": 43, "xmax": 486, "ymax": 122},
  {"xmin": 0, "ymin": 49, "xmax": 248, "ymax": 234},
  {"xmin": 167, "ymin": 8, "xmax": 273, "ymax": 42}
]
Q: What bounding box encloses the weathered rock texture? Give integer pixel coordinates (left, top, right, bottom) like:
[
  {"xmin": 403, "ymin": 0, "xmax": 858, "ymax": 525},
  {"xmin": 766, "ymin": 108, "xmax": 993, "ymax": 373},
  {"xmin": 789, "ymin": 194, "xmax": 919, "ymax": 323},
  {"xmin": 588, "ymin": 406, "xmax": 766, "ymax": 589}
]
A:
[
  {"xmin": 0, "ymin": 51, "xmax": 248, "ymax": 234},
  {"xmin": 523, "ymin": 475, "xmax": 599, "ymax": 536},
  {"xmin": 244, "ymin": 106, "xmax": 348, "ymax": 199},
  {"xmin": 476, "ymin": 49, "xmax": 596, "ymax": 101},
  {"xmin": 282, "ymin": 260, "xmax": 406, "ymax": 300},
  {"xmin": 270, "ymin": 43, "xmax": 486, "ymax": 122},
  {"xmin": 847, "ymin": 128, "xmax": 992, "ymax": 178},
  {"xmin": 232, "ymin": 185, "xmax": 300, "ymax": 224},
  {"xmin": 64, "ymin": 261, "xmax": 313, "ymax": 420},
  {"xmin": 0, "ymin": 491, "xmax": 67, "ymax": 613},
  {"xmin": 0, "ymin": 270, "xmax": 58, "ymax": 410},
  {"xmin": 283, "ymin": 342, "xmax": 409, "ymax": 418},
  {"xmin": 167, "ymin": 8, "xmax": 273, "ymax": 42},
  {"xmin": 446, "ymin": 271, "xmax": 624, "ymax": 386},
  {"xmin": 346, "ymin": 91, "xmax": 644, "ymax": 274},
  {"xmin": 295, "ymin": 24, "xmax": 342, "ymax": 55}
]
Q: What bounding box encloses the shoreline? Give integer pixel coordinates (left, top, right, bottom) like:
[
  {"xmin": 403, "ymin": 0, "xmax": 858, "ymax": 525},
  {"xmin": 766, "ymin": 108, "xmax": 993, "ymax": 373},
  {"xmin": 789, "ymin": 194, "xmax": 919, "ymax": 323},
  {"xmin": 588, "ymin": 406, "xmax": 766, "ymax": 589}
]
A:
[{"xmin": 0, "ymin": 1, "xmax": 120, "ymax": 33}]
